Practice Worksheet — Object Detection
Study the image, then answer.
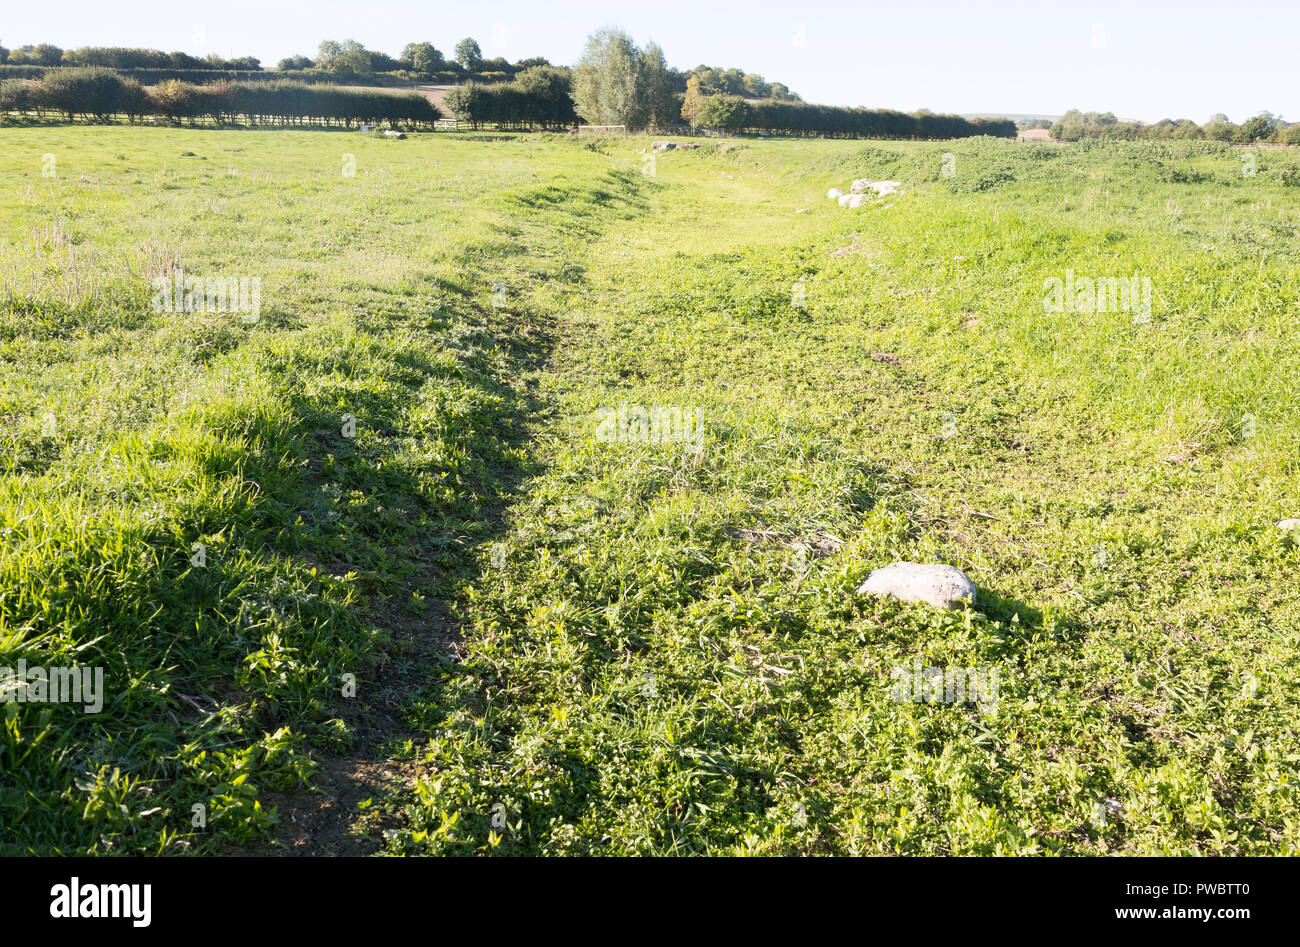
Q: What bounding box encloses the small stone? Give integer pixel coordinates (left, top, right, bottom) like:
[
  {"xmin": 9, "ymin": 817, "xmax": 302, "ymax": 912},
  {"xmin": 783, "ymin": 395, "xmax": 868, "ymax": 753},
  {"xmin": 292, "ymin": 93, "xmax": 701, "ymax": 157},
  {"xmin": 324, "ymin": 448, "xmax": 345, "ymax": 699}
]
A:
[
  {"xmin": 850, "ymin": 178, "xmax": 873, "ymax": 193},
  {"xmin": 857, "ymin": 562, "xmax": 976, "ymax": 610},
  {"xmin": 827, "ymin": 187, "xmax": 844, "ymax": 200},
  {"xmin": 1278, "ymin": 519, "xmax": 1300, "ymax": 531}
]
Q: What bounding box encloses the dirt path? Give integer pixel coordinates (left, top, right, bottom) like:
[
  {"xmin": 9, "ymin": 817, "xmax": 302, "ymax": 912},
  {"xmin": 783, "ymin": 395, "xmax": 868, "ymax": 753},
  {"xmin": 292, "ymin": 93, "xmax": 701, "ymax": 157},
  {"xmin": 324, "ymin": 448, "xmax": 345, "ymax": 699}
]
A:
[{"xmin": 257, "ymin": 594, "xmax": 459, "ymax": 856}]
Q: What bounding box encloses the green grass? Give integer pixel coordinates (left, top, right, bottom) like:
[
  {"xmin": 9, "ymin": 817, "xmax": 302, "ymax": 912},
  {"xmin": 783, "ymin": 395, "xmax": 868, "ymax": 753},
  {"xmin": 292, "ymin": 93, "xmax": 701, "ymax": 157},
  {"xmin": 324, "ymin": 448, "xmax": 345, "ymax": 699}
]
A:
[{"xmin": 2, "ymin": 126, "xmax": 1299, "ymax": 854}]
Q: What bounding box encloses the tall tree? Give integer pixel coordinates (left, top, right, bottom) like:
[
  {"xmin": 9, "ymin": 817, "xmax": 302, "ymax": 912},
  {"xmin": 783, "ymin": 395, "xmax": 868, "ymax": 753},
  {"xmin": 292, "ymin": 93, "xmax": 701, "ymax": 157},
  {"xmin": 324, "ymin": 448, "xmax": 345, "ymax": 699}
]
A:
[
  {"xmin": 741, "ymin": 73, "xmax": 769, "ymax": 98},
  {"xmin": 572, "ymin": 28, "xmax": 670, "ymax": 130},
  {"xmin": 454, "ymin": 38, "xmax": 483, "ymax": 72},
  {"xmin": 638, "ymin": 41, "xmax": 674, "ymax": 129},
  {"xmin": 692, "ymin": 66, "xmax": 721, "ymax": 93},
  {"xmin": 33, "ymin": 44, "xmax": 64, "ymax": 66},
  {"xmin": 401, "ymin": 42, "xmax": 445, "ymax": 76},
  {"xmin": 572, "ymin": 28, "xmax": 640, "ymax": 127},
  {"xmin": 1237, "ymin": 113, "xmax": 1274, "ymax": 142},
  {"xmin": 681, "ymin": 75, "xmax": 704, "ymax": 128}
]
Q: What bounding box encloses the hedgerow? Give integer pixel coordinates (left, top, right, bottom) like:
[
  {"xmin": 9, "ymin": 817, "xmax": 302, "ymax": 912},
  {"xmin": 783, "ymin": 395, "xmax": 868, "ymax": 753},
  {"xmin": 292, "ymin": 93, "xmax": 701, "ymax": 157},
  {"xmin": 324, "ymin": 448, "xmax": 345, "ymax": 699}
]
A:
[{"xmin": 0, "ymin": 68, "xmax": 441, "ymax": 127}]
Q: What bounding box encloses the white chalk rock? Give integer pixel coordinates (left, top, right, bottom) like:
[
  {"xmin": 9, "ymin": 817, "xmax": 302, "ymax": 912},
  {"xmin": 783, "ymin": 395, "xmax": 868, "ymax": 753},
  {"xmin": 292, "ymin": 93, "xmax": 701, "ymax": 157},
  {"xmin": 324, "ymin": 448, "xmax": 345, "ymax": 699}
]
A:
[
  {"xmin": 871, "ymin": 180, "xmax": 902, "ymax": 195},
  {"xmin": 857, "ymin": 562, "xmax": 976, "ymax": 610},
  {"xmin": 850, "ymin": 178, "xmax": 873, "ymax": 193},
  {"xmin": 1277, "ymin": 519, "xmax": 1300, "ymax": 531},
  {"xmin": 828, "ymin": 187, "xmax": 845, "ymax": 200},
  {"xmin": 845, "ymin": 193, "xmax": 869, "ymax": 208},
  {"xmin": 837, "ymin": 193, "xmax": 854, "ymax": 206}
]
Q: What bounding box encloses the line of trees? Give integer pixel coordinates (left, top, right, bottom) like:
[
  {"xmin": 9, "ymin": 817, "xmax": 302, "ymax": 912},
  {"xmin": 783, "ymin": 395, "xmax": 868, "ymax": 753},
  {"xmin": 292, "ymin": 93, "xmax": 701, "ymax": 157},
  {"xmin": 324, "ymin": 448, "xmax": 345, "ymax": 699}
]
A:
[
  {"xmin": 697, "ymin": 95, "xmax": 1015, "ymax": 139},
  {"xmin": 1, "ymin": 43, "xmax": 261, "ymax": 70},
  {"xmin": 437, "ymin": 60, "xmax": 1013, "ymax": 139},
  {"xmin": 0, "ymin": 68, "xmax": 441, "ymax": 126},
  {"xmin": 0, "ymin": 63, "xmax": 412, "ymax": 87},
  {"xmin": 1049, "ymin": 109, "xmax": 1300, "ymax": 145},
  {"xmin": 0, "ymin": 31, "xmax": 1017, "ymax": 140},
  {"xmin": 560, "ymin": 30, "xmax": 1010, "ymax": 139},
  {"xmin": 679, "ymin": 64, "xmax": 799, "ymax": 101},
  {"xmin": 0, "ymin": 39, "xmax": 537, "ymax": 86},
  {"xmin": 0, "ymin": 37, "xmax": 806, "ymax": 102}
]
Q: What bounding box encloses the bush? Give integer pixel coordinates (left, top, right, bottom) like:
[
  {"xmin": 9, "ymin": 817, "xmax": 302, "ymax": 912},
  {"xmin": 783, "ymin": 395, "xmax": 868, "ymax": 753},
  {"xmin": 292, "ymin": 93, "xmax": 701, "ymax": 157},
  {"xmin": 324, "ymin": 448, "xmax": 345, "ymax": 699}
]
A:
[
  {"xmin": 1236, "ymin": 114, "xmax": 1274, "ymax": 143},
  {"xmin": 224, "ymin": 80, "xmax": 440, "ymax": 126},
  {"xmin": 697, "ymin": 94, "xmax": 748, "ymax": 131},
  {"xmin": 443, "ymin": 75, "xmax": 575, "ymax": 130},
  {"xmin": 15, "ymin": 69, "xmax": 439, "ymax": 127},
  {"xmin": 0, "ymin": 79, "xmax": 31, "ymax": 116},
  {"xmin": 116, "ymin": 77, "xmax": 149, "ymax": 122},
  {"xmin": 148, "ymin": 79, "xmax": 199, "ymax": 122},
  {"xmin": 442, "ymin": 82, "xmax": 483, "ymax": 127},
  {"xmin": 37, "ymin": 66, "xmax": 133, "ymax": 121},
  {"xmin": 191, "ymin": 83, "xmax": 237, "ymax": 124},
  {"xmin": 738, "ymin": 100, "xmax": 1011, "ymax": 139}
]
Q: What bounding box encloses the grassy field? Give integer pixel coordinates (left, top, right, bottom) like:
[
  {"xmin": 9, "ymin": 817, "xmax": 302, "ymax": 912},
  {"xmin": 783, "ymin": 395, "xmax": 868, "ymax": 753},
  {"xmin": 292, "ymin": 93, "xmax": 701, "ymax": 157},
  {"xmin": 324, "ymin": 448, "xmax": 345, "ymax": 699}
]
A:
[{"xmin": 2, "ymin": 125, "xmax": 1299, "ymax": 855}]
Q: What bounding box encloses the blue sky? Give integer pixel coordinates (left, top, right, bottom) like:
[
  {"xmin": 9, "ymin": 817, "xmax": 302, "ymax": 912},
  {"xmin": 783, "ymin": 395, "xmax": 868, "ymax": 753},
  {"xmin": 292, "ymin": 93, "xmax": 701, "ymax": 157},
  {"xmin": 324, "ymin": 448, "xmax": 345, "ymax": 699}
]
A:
[{"xmin": 3, "ymin": 1, "xmax": 1294, "ymax": 122}]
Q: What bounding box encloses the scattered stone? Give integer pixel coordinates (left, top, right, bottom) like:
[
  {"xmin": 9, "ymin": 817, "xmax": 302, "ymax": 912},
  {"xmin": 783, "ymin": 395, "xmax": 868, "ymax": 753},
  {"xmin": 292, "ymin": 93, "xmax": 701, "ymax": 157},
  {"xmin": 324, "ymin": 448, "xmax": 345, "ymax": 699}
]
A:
[
  {"xmin": 1278, "ymin": 519, "xmax": 1300, "ymax": 531},
  {"xmin": 1098, "ymin": 797, "xmax": 1125, "ymax": 822},
  {"xmin": 857, "ymin": 562, "xmax": 976, "ymax": 610},
  {"xmin": 830, "ymin": 240, "xmax": 868, "ymax": 257},
  {"xmin": 733, "ymin": 526, "xmax": 784, "ymax": 545},
  {"xmin": 734, "ymin": 527, "xmax": 842, "ymax": 557},
  {"xmin": 652, "ymin": 141, "xmax": 676, "ymax": 151},
  {"xmin": 795, "ymin": 530, "xmax": 843, "ymax": 558},
  {"xmin": 829, "ymin": 180, "xmax": 904, "ymax": 208},
  {"xmin": 796, "ymin": 208, "xmax": 809, "ymax": 213},
  {"xmin": 382, "ymin": 130, "xmax": 407, "ymax": 139}
]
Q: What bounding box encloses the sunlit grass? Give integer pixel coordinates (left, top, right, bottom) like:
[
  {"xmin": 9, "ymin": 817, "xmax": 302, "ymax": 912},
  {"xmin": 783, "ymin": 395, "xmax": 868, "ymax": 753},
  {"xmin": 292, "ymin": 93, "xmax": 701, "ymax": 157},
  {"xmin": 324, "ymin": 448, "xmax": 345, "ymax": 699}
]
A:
[{"xmin": 2, "ymin": 126, "xmax": 1299, "ymax": 854}]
